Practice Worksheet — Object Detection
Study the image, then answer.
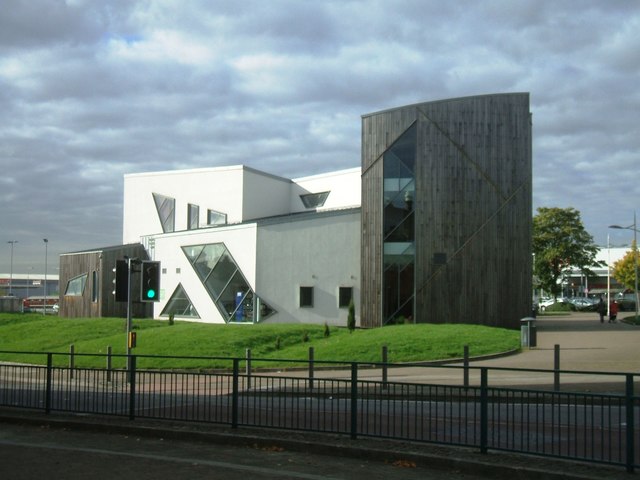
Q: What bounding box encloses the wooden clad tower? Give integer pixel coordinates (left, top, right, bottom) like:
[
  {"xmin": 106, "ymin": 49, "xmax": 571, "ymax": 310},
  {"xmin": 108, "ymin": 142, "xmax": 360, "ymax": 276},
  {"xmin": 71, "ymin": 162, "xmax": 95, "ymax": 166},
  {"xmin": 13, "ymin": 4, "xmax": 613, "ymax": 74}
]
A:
[{"xmin": 361, "ymin": 93, "xmax": 532, "ymax": 329}]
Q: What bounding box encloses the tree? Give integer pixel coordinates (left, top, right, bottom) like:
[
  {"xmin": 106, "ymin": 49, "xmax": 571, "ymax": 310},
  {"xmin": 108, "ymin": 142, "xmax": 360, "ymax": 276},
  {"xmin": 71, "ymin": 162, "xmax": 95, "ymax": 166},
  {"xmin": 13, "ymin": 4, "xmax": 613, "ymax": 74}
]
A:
[
  {"xmin": 612, "ymin": 240, "xmax": 639, "ymax": 291},
  {"xmin": 532, "ymin": 207, "xmax": 602, "ymax": 299}
]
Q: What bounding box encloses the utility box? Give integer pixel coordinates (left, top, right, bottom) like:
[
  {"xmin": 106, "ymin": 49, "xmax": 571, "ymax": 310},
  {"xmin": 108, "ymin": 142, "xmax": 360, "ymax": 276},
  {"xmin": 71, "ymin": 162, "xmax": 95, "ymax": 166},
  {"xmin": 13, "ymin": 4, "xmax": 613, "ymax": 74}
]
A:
[{"xmin": 520, "ymin": 317, "xmax": 537, "ymax": 348}]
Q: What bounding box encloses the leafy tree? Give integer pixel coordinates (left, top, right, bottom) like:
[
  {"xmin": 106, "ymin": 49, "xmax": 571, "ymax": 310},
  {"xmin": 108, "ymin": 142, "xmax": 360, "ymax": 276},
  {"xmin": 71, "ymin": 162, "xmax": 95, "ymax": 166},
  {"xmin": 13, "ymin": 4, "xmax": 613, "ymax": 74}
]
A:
[
  {"xmin": 532, "ymin": 207, "xmax": 601, "ymax": 299},
  {"xmin": 612, "ymin": 240, "xmax": 639, "ymax": 291}
]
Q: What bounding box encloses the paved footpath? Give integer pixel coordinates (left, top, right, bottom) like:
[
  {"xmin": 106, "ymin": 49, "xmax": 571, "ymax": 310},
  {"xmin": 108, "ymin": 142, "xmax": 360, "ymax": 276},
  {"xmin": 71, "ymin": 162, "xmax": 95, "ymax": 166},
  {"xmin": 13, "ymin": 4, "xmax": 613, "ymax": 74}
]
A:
[{"xmin": 308, "ymin": 311, "xmax": 640, "ymax": 391}]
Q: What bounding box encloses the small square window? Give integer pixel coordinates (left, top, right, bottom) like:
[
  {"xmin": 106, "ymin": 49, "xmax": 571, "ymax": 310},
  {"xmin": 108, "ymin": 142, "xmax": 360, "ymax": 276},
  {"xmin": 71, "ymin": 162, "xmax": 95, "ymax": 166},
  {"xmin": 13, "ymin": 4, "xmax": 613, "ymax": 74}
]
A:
[
  {"xmin": 338, "ymin": 287, "xmax": 353, "ymax": 308},
  {"xmin": 299, "ymin": 286, "xmax": 314, "ymax": 308}
]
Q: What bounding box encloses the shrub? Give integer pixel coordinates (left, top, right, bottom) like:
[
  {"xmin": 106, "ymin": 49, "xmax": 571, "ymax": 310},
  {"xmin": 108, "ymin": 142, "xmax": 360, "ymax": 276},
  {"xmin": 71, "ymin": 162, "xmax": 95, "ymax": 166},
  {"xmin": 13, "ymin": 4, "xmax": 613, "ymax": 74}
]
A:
[
  {"xmin": 275, "ymin": 336, "xmax": 282, "ymax": 350},
  {"xmin": 347, "ymin": 299, "xmax": 356, "ymax": 333},
  {"xmin": 323, "ymin": 322, "xmax": 330, "ymax": 338}
]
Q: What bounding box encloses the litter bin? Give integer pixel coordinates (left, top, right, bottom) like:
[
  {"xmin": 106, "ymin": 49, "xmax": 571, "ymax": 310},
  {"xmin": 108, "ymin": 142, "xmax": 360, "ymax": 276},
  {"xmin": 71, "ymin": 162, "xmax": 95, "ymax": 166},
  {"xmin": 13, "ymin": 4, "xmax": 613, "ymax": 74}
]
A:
[{"xmin": 520, "ymin": 317, "xmax": 537, "ymax": 348}]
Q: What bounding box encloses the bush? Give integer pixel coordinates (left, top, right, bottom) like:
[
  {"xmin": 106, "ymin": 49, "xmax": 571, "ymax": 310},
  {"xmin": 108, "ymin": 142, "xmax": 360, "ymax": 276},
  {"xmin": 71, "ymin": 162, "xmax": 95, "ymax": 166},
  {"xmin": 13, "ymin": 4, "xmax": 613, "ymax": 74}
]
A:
[
  {"xmin": 347, "ymin": 299, "xmax": 356, "ymax": 333},
  {"xmin": 323, "ymin": 322, "xmax": 330, "ymax": 338},
  {"xmin": 544, "ymin": 302, "xmax": 574, "ymax": 313},
  {"xmin": 302, "ymin": 332, "xmax": 310, "ymax": 342},
  {"xmin": 275, "ymin": 336, "xmax": 282, "ymax": 350}
]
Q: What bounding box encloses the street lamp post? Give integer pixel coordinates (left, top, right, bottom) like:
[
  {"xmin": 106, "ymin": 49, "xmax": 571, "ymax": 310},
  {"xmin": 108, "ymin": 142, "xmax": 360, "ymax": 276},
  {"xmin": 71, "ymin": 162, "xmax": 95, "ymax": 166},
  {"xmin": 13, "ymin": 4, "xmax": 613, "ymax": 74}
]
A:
[
  {"xmin": 7, "ymin": 241, "xmax": 18, "ymax": 296},
  {"xmin": 609, "ymin": 211, "xmax": 639, "ymax": 319},
  {"xmin": 43, "ymin": 239, "xmax": 48, "ymax": 315}
]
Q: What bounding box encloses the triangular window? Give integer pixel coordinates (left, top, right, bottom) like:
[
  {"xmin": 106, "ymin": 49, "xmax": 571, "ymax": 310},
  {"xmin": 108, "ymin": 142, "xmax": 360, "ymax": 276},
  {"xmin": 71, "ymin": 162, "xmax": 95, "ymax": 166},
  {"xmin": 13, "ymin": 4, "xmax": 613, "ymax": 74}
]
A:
[{"xmin": 160, "ymin": 284, "xmax": 199, "ymax": 318}]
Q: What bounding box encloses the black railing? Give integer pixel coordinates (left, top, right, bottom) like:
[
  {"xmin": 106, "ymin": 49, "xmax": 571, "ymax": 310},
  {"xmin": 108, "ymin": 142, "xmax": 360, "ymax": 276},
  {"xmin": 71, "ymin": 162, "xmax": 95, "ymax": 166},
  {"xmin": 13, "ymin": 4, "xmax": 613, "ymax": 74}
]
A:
[{"xmin": 0, "ymin": 351, "xmax": 638, "ymax": 473}]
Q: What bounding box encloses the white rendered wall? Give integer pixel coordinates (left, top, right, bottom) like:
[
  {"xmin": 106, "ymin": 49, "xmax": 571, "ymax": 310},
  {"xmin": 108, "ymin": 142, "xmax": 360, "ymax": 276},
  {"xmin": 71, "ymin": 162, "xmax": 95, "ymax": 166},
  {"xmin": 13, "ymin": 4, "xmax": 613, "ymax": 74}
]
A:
[
  {"xmin": 290, "ymin": 167, "xmax": 361, "ymax": 213},
  {"xmin": 241, "ymin": 169, "xmax": 292, "ymax": 221},
  {"xmin": 148, "ymin": 223, "xmax": 258, "ymax": 323},
  {"xmin": 255, "ymin": 210, "xmax": 360, "ymax": 326},
  {"xmin": 123, "ymin": 166, "xmax": 247, "ymax": 244}
]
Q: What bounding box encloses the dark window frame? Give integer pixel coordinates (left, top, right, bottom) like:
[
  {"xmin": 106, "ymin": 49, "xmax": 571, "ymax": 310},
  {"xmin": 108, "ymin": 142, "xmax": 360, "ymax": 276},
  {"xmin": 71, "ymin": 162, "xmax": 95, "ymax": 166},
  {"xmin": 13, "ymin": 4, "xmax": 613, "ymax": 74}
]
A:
[
  {"xmin": 299, "ymin": 286, "xmax": 314, "ymax": 308},
  {"xmin": 338, "ymin": 286, "xmax": 353, "ymax": 308}
]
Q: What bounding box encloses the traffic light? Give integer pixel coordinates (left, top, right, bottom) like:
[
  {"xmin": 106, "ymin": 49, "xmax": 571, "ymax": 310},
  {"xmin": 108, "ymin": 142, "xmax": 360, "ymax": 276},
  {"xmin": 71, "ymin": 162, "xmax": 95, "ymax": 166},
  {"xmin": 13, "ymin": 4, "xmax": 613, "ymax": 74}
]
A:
[
  {"xmin": 113, "ymin": 260, "xmax": 129, "ymax": 302},
  {"xmin": 140, "ymin": 260, "xmax": 161, "ymax": 302}
]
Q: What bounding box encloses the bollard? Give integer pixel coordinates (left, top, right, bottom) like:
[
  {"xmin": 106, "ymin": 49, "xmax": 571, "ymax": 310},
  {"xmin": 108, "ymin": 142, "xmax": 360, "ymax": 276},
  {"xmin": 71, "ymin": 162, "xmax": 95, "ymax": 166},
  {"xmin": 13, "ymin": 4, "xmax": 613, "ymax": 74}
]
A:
[
  {"xmin": 69, "ymin": 344, "xmax": 75, "ymax": 379},
  {"xmin": 554, "ymin": 344, "xmax": 560, "ymax": 391},
  {"xmin": 308, "ymin": 347, "xmax": 314, "ymax": 390},
  {"xmin": 106, "ymin": 346, "xmax": 112, "ymax": 383},
  {"xmin": 463, "ymin": 345, "xmax": 469, "ymax": 388},
  {"xmin": 245, "ymin": 348, "xmax": 252, "ymax": 391},
  {"xmin": 382, "ymin": 345, "xmax": 388, "ymax": 390}
]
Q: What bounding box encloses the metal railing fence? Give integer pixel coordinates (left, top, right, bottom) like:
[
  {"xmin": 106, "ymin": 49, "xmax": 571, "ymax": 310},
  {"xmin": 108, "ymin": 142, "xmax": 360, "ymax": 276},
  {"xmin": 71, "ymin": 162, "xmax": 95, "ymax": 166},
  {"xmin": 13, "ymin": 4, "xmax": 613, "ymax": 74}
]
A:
[{"xmin": 0, "ymin": 351, "xmax": 638, "ymax": 473}]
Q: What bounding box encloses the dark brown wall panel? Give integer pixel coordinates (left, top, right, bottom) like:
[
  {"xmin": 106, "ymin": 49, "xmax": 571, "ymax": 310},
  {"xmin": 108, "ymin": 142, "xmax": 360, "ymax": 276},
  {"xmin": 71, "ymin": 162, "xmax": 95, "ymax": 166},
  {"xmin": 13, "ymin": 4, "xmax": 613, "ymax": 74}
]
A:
[{"xmin": 361, "ymin": 94, "xmax": 532, "ymax": 329}]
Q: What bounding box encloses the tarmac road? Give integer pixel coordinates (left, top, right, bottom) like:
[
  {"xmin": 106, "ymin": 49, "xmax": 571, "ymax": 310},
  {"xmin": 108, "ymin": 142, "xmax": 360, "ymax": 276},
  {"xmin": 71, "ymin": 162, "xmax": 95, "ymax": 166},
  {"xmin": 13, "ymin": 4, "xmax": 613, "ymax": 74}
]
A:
[{"xmin": 0, "ymin": 420, "xmax": 495, "ymax": 480}]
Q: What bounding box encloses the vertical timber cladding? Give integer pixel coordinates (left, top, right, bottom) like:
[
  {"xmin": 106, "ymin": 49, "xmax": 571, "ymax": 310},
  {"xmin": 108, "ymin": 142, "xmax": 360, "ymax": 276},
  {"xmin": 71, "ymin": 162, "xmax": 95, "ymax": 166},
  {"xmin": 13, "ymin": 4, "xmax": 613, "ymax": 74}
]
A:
[{"xmin": 361, "ymin": 94, "xmax": 532, "ymax": 329}]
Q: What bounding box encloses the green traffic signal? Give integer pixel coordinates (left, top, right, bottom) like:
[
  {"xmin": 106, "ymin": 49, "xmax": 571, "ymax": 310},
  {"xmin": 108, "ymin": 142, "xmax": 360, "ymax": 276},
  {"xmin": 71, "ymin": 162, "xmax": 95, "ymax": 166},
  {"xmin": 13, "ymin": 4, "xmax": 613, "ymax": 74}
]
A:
[{"xmin": 140, "ymin": 260, "xmax": 161, "ymax": 302}]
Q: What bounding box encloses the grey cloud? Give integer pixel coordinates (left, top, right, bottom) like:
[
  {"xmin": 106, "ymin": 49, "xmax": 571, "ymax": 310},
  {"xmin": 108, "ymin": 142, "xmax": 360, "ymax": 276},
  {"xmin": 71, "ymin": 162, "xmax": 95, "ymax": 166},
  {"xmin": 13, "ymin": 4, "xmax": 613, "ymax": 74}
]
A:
[{"xmin": 2, "ymin": 0, "xmax": 640, "ymax": 273}]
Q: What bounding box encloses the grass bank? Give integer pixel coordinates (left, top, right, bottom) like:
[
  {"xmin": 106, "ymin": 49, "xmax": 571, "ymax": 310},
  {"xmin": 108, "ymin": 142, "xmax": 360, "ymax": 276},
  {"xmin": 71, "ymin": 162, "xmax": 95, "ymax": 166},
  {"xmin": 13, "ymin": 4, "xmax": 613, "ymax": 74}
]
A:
[{"xmin": 0, "ymin": 313, "xmax": 520, "ymax": 369}]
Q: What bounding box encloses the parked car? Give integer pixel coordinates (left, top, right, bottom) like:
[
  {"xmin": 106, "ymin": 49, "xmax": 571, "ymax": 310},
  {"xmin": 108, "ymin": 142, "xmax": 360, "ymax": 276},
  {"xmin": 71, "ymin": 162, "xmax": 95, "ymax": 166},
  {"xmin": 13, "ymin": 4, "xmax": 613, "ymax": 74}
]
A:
[
  {"xmin": 568, "ymin": 297, "xmax": 598, "ymax": 311},
  {"xmin": 615, "ymin": 292, "xmax": 637, "ymax": 311}
]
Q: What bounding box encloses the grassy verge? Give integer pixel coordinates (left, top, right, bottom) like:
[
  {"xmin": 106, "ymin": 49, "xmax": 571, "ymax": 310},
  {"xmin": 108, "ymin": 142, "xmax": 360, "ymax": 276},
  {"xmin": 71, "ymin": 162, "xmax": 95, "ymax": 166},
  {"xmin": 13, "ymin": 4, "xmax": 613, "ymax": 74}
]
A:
[{"xmin": 0, "ymin": 313, "xmax": 520, "ymax": 369}]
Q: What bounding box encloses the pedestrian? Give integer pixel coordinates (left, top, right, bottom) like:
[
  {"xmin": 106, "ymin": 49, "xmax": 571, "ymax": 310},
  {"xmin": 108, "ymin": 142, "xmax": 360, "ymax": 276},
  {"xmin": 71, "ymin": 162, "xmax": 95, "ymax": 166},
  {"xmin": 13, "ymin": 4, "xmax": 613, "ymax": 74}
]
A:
[
  {"xmin": 597, "ymin": 297, "xmax": 606, "ymax": 323},
  {"xmin": 609, "ymin": 300, "xmax": 618, "ymax": 323}
]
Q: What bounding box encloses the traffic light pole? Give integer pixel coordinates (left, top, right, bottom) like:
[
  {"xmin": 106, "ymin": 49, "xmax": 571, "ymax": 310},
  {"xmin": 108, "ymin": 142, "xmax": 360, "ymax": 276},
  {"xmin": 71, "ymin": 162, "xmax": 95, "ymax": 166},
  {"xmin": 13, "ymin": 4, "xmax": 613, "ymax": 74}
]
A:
[{"xmin": 126, "ymin": 257, "xmax": 133, "ymax": 378}]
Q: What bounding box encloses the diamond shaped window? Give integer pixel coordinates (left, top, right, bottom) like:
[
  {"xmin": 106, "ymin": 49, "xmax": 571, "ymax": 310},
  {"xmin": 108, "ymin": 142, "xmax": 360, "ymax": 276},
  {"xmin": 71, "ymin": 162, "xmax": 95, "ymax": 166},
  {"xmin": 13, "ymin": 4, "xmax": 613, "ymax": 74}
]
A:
[{"xmin": 182, "ymin": 243, "xmax": 275, "ymax": 323}]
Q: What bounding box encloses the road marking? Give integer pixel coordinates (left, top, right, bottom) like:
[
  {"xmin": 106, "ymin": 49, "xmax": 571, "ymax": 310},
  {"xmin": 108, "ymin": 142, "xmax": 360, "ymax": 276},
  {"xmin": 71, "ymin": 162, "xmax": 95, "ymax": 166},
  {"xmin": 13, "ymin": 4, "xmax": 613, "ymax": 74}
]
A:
[{"xmin": 0, "ymin": 439, "xmax": 342, "ymax": 480}]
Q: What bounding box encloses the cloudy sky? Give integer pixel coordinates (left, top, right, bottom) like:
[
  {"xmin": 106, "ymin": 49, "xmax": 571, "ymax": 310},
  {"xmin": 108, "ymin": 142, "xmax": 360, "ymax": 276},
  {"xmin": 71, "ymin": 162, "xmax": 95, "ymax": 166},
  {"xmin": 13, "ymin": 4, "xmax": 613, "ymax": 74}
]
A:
[{"xmin": 1, "ymin": 0, "xmax": 639, "ymax": 275}]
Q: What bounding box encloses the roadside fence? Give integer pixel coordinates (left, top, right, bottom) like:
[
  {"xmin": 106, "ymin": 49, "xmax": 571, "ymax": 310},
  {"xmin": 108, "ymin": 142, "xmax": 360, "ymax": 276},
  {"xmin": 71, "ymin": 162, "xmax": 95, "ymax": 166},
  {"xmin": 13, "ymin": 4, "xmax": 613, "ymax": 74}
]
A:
[{"xmin": 0, "ymin": 349, "xmax": 638, "ymax": 473}]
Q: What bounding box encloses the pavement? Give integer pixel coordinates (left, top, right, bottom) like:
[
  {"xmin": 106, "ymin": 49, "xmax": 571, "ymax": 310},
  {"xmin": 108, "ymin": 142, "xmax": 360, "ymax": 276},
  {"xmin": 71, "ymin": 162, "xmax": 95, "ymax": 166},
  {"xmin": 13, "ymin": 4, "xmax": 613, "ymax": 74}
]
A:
[
  {"xmin": 306, "ymin": 310, "xmax": 640, "ymax": 393},
  {"xmin": 1, "ymin": 310, "xmax": 639, "ymax": 479}
]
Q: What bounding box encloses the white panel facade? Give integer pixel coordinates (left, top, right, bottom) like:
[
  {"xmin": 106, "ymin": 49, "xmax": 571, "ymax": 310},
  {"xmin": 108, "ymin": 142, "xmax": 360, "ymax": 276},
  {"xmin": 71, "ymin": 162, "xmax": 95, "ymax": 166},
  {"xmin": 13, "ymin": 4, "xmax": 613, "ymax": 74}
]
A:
[
  {"xmin": 149, "ymin": 223, "xmax": 258, "ymax": 323},
  {"xmin": 123, "ymin": 166, "xmax": 247, "ymax": 244},
  {"xmin": 241, "ymin": 169, "xmax": 292, "ymax": 221},
  {"xmin": 121, "ymin": 163, "xmax": 362, "ymax": 325},
  {"xmin": 255, "ymin": 210, "xmax": 360, "ymax": 326},
  {"xmin": 290, "ymin": 168, "xmax": 361, "ymax": 213}
]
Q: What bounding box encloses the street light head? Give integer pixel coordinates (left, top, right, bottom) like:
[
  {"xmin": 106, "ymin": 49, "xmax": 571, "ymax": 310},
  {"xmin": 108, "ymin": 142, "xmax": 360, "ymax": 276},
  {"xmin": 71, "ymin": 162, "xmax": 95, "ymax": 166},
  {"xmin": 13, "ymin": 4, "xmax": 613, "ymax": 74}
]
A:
[
  {"xmin": 43, "ymin": 238, "xmax": 48, "ymax": 243},
  {"xmin": 608, "ymin": 225, "xmax": 623, "ymax": 229}
]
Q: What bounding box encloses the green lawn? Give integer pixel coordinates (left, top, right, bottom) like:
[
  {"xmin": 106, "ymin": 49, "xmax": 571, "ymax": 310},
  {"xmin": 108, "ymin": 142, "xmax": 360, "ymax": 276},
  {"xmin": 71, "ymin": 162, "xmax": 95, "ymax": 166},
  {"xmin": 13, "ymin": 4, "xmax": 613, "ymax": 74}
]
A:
[{"xmin": 0, "ymin": 313, "xmax": 520, "ymax": 369}]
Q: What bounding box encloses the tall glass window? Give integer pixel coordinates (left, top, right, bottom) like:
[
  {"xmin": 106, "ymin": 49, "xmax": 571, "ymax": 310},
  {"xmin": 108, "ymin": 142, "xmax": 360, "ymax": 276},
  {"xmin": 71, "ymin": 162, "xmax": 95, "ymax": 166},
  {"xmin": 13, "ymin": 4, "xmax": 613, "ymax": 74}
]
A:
[
  {"xmin": 383, "ymin": 123, "xmax": 416, "ymax": 324},
  {"xmin": 152, "ymin": 193, "xmax": 175, "ymax": 233},
  {"xmin": 188, "ymin": 204, "xmax": 199, "ymax": 230}
]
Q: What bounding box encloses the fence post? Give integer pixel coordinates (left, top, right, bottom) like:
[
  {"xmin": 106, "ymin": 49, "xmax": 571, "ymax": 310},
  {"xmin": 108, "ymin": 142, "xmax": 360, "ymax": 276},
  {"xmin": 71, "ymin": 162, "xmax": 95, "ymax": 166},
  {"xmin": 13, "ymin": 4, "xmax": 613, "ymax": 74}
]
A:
[
  {"xmin": 626, "ymin": 374, "xmax": 635, "ymax": 473},
  {"xmin": 382, "ymin": 345, "xmax": 388, "ymax": 390},
  {"xmin": 463, "ymin": 345, "xmax": 469, "ymax": 388},
  {"xmin": 45, "ymin": 353, "xmax": 53, "ymax": 414},
  {"xmin": 350, "ymin": 362, "xmax": 358, "ymax": 440},
  {"xmin": 554, "ymin": 345, "xmax": 560, "ymax": 391},
  {"xmin": 106, "ymin": 346, "xmax": 112, "ymax": 383},
  {"xmin": 480, "ymin": 367, "xmax": 488, "ymax": 454},
  {"xmin": 308, "ymin": 347, "xmax": 314, "ymax": 390},
  {"xmin": 245, "ymin": 348, "xmax": 252, "ymax": 391},
  {"xmin": 232, "ymin": 358, "xmax": 239, "ymax": 429},
  {"xmin": 128, "ymin": 355, "xmax": 136, "ymax": 421},
  {"xmin": 69, "ymin": 344, "xmax": 75, "ymax": 380}
]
